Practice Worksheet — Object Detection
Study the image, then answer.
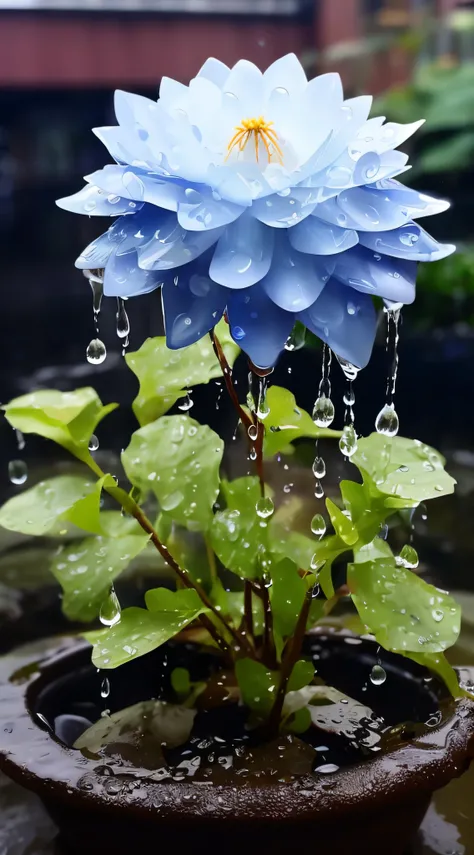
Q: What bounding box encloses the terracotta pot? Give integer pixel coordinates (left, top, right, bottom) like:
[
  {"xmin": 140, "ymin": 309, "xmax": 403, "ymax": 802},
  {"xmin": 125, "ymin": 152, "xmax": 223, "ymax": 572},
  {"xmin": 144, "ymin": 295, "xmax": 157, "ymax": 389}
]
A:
[{"xmin": 1, "ymin": 632, "xmax": 473, "ymax": 855}]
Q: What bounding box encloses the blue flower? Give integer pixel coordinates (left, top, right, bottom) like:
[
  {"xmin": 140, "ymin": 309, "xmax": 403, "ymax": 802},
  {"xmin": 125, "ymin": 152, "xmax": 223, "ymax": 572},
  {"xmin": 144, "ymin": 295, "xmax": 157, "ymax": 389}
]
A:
[{"xmin": 57, "ymin": 54, "xmax": 454, "ymax": 369}]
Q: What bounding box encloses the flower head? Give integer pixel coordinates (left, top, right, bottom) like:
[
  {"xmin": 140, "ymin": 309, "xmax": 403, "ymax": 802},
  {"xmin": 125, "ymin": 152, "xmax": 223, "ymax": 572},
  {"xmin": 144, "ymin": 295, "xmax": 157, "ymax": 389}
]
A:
[{"xmin": 57, "ymin": 54, "xmax": 454, "ymax": 369}]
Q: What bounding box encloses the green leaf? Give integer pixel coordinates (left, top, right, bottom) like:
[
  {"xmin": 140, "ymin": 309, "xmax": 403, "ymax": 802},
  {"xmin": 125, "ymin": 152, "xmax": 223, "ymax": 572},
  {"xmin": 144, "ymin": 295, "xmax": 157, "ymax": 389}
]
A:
[
  {"xmin": 339, "ymin": 480, "xmax": 390, "ymax": 545},
  {"xmin": 126, "ymin": 318, "xmax": 240, "ymax": 426},
  {"xmin": 287, "ymin": 659, "xmax": 314, "ymax": 692},
  {"xmin": 419, "ymin": 132, "xmax": 474, "ymax": 173},
  {"xmin": 404, "ymin": 652, "xmax": 461, "ymax": 698},
  {"xmin": 171, "ymin": 668, "xmax": 192, "ymax": 697},
  {"xmin": 326, "ymin": 498, "xmax": 358, "ymax": 546},
  {"xmin": 210, "ymin": 477, "xmax": 266, "ymax": 579},
  {"xmin": 348, "ymin": 558, "xmax": 461, "ymax": 655},
  {"xmin": 165, "ymin": 523, "xmax": 213, "ymax": 589},
  {"xmin": 74, "ymin": 700, "xmax": 196, "ymax": 753},
  {"xmin": 52, "ymin": 533, "xmax": 150, "ymax": 622},
  {"xmin": 0, "ymin": 475, "xmax": 95, "ymax": 536},
  {"xmin": 352, "ymin": 434, "xmax": 456, "ymax": 507},
  {"xmin": 270, "ymin": 559, "xmax": 307, "ymax": 638},
  {"xmin": 2, "ymin": 389, "xmax": 117, "ymax": 464},
  {"xmin": 63, "ymin": 474, "xmax": 119, "ymax": 535},
  {"xmin": 262, "ymin": 386, "xmax": 340, "ymax": 458},
  {"xmin": 234, "ymin": 658, "xmax": 277, "ymax": 717},
  {"xmin": 226, "ymin": 591, "xmax": 265, "ymax": 636},
  {"xmin": 122, "ymin": 415, "xmax": 224, "ymax": 532},
  {"xmin": 88, "ymin": 590, "xmax": 209, "ymax": 668},
  {"xmin": 144, "ymin": 587, "xmax": 205, "ymax": 613}
]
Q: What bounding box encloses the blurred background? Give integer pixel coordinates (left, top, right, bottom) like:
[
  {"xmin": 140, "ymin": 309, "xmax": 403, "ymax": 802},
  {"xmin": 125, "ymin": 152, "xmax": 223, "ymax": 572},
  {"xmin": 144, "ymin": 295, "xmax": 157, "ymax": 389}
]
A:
[{"xmin": 1, "ymin": 2, "xmax": 474, "ymax": 851}]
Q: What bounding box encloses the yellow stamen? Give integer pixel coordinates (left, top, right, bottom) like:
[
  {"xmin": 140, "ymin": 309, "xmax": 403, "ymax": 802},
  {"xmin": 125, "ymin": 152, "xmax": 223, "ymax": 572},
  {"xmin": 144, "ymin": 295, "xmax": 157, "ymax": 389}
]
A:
[{"xmin": 226, "ymin": 116, "xmax": 284, "ymax": 164}]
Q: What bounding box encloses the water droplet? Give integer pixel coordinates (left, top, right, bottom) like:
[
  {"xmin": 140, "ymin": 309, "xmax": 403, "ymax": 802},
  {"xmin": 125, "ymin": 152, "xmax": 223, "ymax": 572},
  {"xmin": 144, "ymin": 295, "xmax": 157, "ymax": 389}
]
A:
[
  {"xmin": 100, "ymin": 588, "xmax": 121, "ymax": 627},
  {"xmin": 178, "ymin": 392, "xmax": 194, "ymax": 412},
  {"xmin": 101, "ymin": 677, "xmax": 111, "ymax": 699},
  {"xmin": 315, "ymin": 763, "xmax": 339, "ymax": 774},
  {"xmin": 312, "ymin": 395, "xmax": 335, "ymax": 428},
  {"xmin": 343, "ymin": 389, "xmax": 356, "ymax": 407},
  {"xmin": 15, "ymin": 429, "xmax": 25, "ymax": 451},
  {"xmin": 339, "ymin": 424, "xmax": 358, "ymax": 458},
  {"xmin": 312, "ymin": 457, "xmax": 326, "ymax": 479},
  {"xmin": 248, "ymin": 424, "xmax": 258, "ymax": 442},
  {"xmin": 249, "ymin": 448, "xmax": 257, "ymax": 461},
  {"xmin": 88, "ymin": 434, "xmax": 99, "ymax": 452},
  {"xmin": 314, "ymin": 480, "xmax": 325, "ymax": 499},
  {"xmin": 398, "ymin": 465, "xmax": 409, "ymax": 473},
  {"xmin": 310, "ymin": 553, "xmax": 325, "ymax": 572},
  {"xmin": 311, "ymin": 514, "xmax": 326, "ymax": 538},
  {"xmin": 116, "ymin": 298, "xmax": 130, "ymax": 340},
  {"xmin": 285, "ymin": 324, "xmax": 306, "ymax": 352},
  {"xmin": 86, "ymin": 338, "xmax": 107, "ymax": 365},
  {"xmin": 370, "ymin": 665, "xmax": 387, "ymax": 686},
  {"xmin": 256, "ymin": 377, "xmax": 270, "ymax": 421},
  {"xmin": 432, "ymin": 608, "xmax": 444, "ymax": 623},
  {"xmin": 375, "ymin": 403, "xmax": 399, "ymax": 437},
  {"xmin": 395, "ymin": 544, "xmax": 419, "ymax": 570},
  {"xmin": 8, "ymin": 459, "xmax": 28, "ymax": 485},
  {"xmin": 256, "ymin": 497, "xmax": 274, "ymax": 519}
]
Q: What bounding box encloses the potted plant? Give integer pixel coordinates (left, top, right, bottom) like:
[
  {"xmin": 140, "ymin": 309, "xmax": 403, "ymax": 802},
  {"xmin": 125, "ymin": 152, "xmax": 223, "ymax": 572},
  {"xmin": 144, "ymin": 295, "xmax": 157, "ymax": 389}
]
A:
[{"xmin": 1, "ymin": 54, "xmax": 473, "ymax": 855}]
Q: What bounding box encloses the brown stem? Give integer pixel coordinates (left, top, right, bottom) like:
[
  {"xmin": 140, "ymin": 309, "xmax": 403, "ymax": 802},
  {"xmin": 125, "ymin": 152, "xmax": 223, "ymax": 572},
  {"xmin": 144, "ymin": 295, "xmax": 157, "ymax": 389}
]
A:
[
  {"xmin": 244, "ymin": 580, "xmax": 254, "ymax": 640},
  {"xmin": 209, "ymin": 330, "xmax": 253, "ymax": 433},
  {"xmin": 266, "ymin": 589, "xmax": 312, "ymax": 737}
]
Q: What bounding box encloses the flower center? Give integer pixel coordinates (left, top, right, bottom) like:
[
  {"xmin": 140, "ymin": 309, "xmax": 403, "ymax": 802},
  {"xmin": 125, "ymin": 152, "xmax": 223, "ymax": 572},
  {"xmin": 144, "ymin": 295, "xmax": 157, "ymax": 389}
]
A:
[{"xmin": 226, "ymin": 116, "xmax": 284, "ymax": 164}]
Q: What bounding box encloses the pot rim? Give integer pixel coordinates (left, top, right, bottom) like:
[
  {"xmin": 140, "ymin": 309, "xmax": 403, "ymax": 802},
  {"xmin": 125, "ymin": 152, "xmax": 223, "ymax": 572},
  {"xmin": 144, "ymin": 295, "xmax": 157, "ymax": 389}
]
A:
[{"xmin": 1, "ymin": 632, "xmax": 474, "ymax": 824}]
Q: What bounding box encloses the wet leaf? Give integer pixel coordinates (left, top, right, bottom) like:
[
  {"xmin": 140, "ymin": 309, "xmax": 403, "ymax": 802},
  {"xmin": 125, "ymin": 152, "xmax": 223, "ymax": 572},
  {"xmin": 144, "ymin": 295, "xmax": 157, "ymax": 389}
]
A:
[
  {"xmin": 287, "ymin": 659, "xmax": 315, "ymax": 692},
  {"xmin": 348, "ymin": 557, "xmax": 461, "ymax": 655},
  {"xmin": 403, "ymin": 652, "xmax": 461, "ymax": 698},
  {"xmin": 63, "ymin": 474, "xmax": 119, "ymax": 535},
  {"xmin": 352, "ymin": 435, "xmax": 456, "ymax": 506},
  {"xmin": 0, "ymin": 475, "xmax": 95, "ymax": 536},
  {"xmin": 122, "ymin": 415, "xmax": 223, "ymax": 532},
  {"xmin": 235, "ymin": 658, "xmax": 278, "ymax": 717},
  {"xmin": 171, "ymin": 667, "xmax": 192, "ymax": 698},
  {"xmin": 74, "ymin": 700, "xmax": 196, "ymax": 753},
  {"xmin": 270, "ymin": 559, "xmax": 307, "ymax": 638},
  {"xmin": 126, "ymin": 318, "xmax": 239, "ymax": 426},
  {"xmin": 262, "ymin": 386, "xmax": 340, "ymax": 458},
  {"xmin": 52, "ymin": 533, "xmax": 150, "ymax": 622},
  {"xmin": 165, "ymin": 522, "xmax": 213, "ymax": 589},
  {"xmin": 225, "ymin": 591, "xmax": 265, "ymax": 635},
  {"xmin": 210, "ymin": 477, "xmax": 266, "ymax": 580},
  {"xmin": 326, "ymin": 498, "xmax": 358, "ymax": 546},
  {"xmin": 87, "ymin": 588, "xmax": 209, "ymax": 668},
  {"xmin": 2, "ymin": 388, "xmax": 117, "ymax": 465}
]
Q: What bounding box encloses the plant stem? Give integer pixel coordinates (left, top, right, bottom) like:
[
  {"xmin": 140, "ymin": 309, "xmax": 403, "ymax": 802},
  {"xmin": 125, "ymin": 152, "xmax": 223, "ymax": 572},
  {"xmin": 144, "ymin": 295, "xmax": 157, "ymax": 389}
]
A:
[
  {"xmin": 87, "ymin": 458, "xmax": 253, "ymax": 657},
  {"xmin": 205, "ymin": 536, "xmax": 218, "ymax": 583},
  {"xmin": 266, "ymin": 589, "xmax": 312, "ymax": 737},
  {"xmin": 209, "ymin": 330, "xmax": 253, "ymax": 433}
]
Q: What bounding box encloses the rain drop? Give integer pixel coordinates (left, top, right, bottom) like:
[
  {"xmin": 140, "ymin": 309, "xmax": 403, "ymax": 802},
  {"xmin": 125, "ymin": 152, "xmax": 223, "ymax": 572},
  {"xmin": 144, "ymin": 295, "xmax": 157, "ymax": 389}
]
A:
[
  {"xmin": 178, "ymin": 392, "xmax": 194, "ymax": 412},
  {"xmin": 396, "ymin": 544, "xmax": 419, "ymax": 570},
  {"xmin": 88, "ymin": 434, "xmax": 99, "ymax": 452},
  {"xmin": 285, "ymin": 323, "xmax": 306, "ymax": 352},
  {"xmin": 248, "ymin": 424, "xmax": 259, "ymax": 442},
  {"xmin": 312, "ymin": 395, "xmax": 335, "ymax": 428},
  {"xmin": 312, "ymin": 457, "xmax": 326, "ymax": 479},
  {"xmin": 256, "ymin": 497, "xmax": 275, "ymax": 519},
  {"xmin": 86, "ymin": 338, "xmax": 107, "ymax": 365},
  {"xmin": 116, "ymin": 298, "xmax": 130, "ymax": 340},
  {"xmin": 375, "ymin": 403, "xmax": 399, "ymax": 437},
  {"xmin": 314, "ymin": 480, "xmax": 325, "ymax": 499},
  {"xmin": 311, "ymin": 514, "xmax": 326, "ymax": 538},
  {"xmin": 256, "ymin": 377, "xmax": 270, "ymax": 421},
  {"xmin": 432, "ymin": 608, "xmax": 444, "ymax": 623},
  {"xmin": 8, "ymin": 459, "xmax": 28, "ymax": 486},
  {"xmin": 101, "ymin": 677, "xmax": 111, "ymax": 699},
  {"xmin": 339, "ymin": 424, "xmax": 358, "ymax": 458},
  {"xmin": 15, "ymin": 429, "xmax": 25, "ymax": 451},
  {"xmin": 370, "ymin": 665, "xmax": 387, "ymax": 686},
  {"xmin": 100, "ymin": 588, "xmax": 121, "ymax": 627}
]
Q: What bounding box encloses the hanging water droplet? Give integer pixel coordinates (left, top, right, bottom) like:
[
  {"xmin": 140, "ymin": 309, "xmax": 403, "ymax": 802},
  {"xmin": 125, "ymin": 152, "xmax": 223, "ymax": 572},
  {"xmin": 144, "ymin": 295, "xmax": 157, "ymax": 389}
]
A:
[
  {"xmin": 370, "ymin": 664, "xmax": 387, "ymax": 686},
  {"xmin": 311, "ymin": 514, "xmax": 326, "ymax": 538},
  {"xmin": 375, "ymin": 403, "xmax": 399, "ymax": 437},
  {"xmin": 116, "ymin": 298, "xmax": 130, "ymax": 340},
  {"xmin": 8, "ymin": 459, "xmax": 28, "ymax": 485},
  {"xmin": 86, "ymin": 338, "xmax": 107, "ymax": 365},
  {"xmin": 310, "ymin": 553, "xmax": 325, "ymax": 572},
  {"xmin": 256, "ymin": 496, "xmax": 274, "ymax": 519},
  {"xmin": 256, "ymin": 377, "xmax": 270, "ymax": 420},
  {"xmin": 312, "ymin": 457, "xmax": 326, "ymax": 479},
  {"xmin": 178, "ymin": 392, "xmax": 194, "ymax": 412},
  {"xmin": 339, "ymin": 424, "xmax": 358, "ymax": 458},
  {"xmin": 285, "ymin": 323, "xmax": 306, "ymax": 352},
  {"xmin": 312, "ymin": 395, "xmax": 335, "ymax": 428},
  {"xmin": 337, "ymin": 356, "xmax": 359, "ymax": 383},
  {"xmin": 99, "ymin": 588, "xmax": 121, "ymax": 627},
  {"xmin": 379, "ymin": 523, "xmax": 388, "ymax": 540},
  {"xmin": 15, "ymin": 429, "xmax": 25, "ymax": 451},
  {"xmin": 248, "ymin": 424, "xmax": 258, "ymax": 442},
  {"xmin": 88, "ymin": 434, "xmax": 99, "ymax": 452},
  {"xmin": 343, "ymin": 388, "xmax": 356, "ymax": 407},
  {"xmin": 101, "ymin": 677, "xmax": 111, "ymax": 699},
  {"xmin": 314, "ymin": 480, "xmax": 325, "ymax": 499},
  {"xmin": 249, "ymin": 447, "xmax": 257, "ymax": 461},
  {"xmin": 89, "ymin": 275, "xmax": 103, "ymax": 334},
  {"xmin": 395, "ymin": 544, "xmax": 419, "ymax": 570}
]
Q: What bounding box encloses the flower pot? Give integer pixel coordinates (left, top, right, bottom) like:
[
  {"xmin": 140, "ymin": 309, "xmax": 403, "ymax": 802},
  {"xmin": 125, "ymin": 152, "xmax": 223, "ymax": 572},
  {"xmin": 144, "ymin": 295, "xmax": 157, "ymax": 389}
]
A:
[{"xmin": 1, "ymin": 631, "xmax": 473, "ymax": 855}]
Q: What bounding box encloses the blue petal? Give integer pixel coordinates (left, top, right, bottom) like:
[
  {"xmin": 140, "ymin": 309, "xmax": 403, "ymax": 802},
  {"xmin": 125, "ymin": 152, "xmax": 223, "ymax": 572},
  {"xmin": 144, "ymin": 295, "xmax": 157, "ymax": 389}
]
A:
[
  {"xmin": 87, "ymin": 165, "xmax": 188, "ymax": 212},
  {"xmin": 210, "ymin": 216, "xmax": 274, "ymax": 289},
  {"xmin": 56, "ymin": 185, "xmax": 143, "ymax": 216},
  {"xmin": 251, "ymin": 187, "xmax": 317, "ymax": 228},
  {"xmin": 226, "ymin": 285, "xmax": 294, "ymax": 368},
  {"xmin": 333, "ymin": 246, "xmax": 417, "ymax": 304},
  {"xmin": 289, "ymin": 217, "xmax": 358, "ymax": 255},
  {"xmin": 177, "ymin": 187, "xmax": 244, "ymax": 232},
  {"xmin": 358, "ymin": 223, "xmax": 456, "ymax": 261},
  {"xmin": 336, "ymin": 181, "xmax": 450, "ymax": 232},
  {"xmin": 260, "ymin": 233, "xmax": 332, "ymax": 311},
  {"xmin": 75, "ymin": 227, "xmax": 124, "ymax": 269},
  {"xmin": 103, "ymin": 248, "xmax": 164, "ymax": 298},
  {"xmin": 137, "ymin": 212, "xmax": 224, "ymax": 271},
  {"xmin": 299, "ymin": 280, "xmax": 376, "ymax": 369},
  {"xmin": 162, "ymin": 257, "xmax": 227, "ymax": 349},
  {"xmin": 196, "ymin": 57, "xmax": 230, "ymax": 89}
]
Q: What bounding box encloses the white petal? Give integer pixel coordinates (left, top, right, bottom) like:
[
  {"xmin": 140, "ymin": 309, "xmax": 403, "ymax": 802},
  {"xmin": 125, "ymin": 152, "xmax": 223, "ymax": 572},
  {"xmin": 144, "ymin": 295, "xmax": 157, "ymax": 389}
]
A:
[
  {"xmin": 196, "ymin": 57, "xmax": 230, "ymax": 89},
  {"xmin": 263, "ymin": 53, "xmax": 307, "ymax": 100},
  {"xmin": 222, "ymin": 60, "xmax": 264, "ymax": 115}
]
